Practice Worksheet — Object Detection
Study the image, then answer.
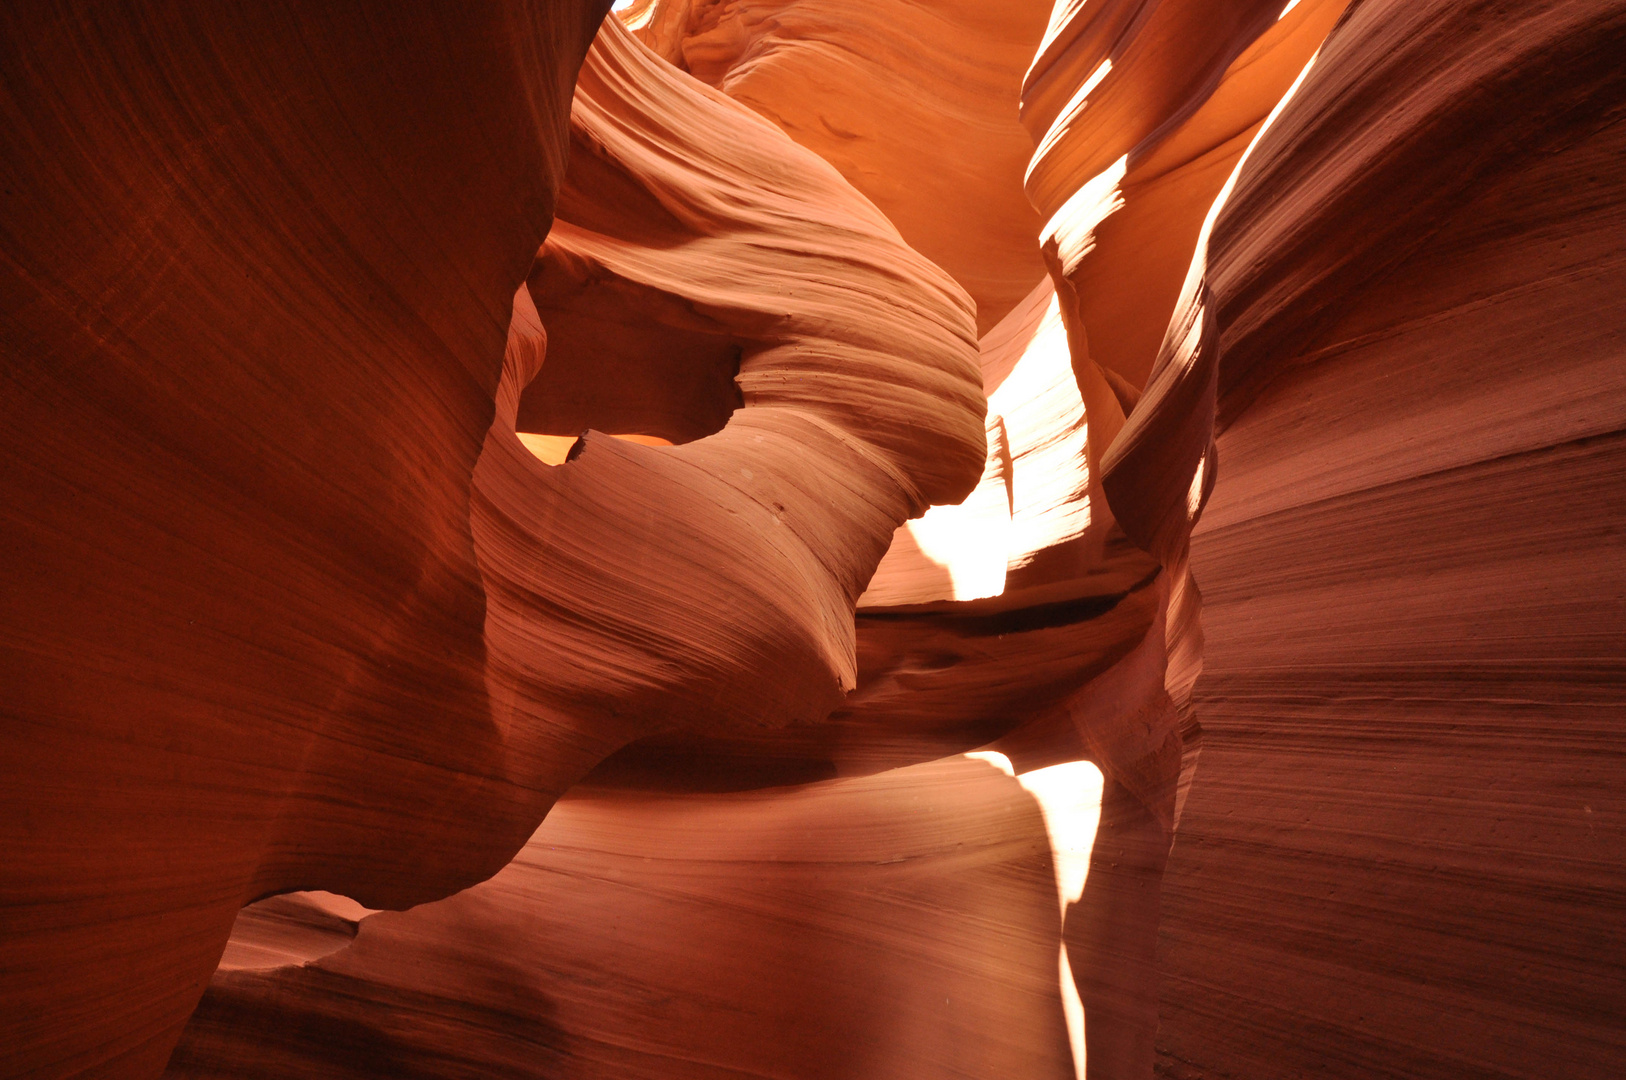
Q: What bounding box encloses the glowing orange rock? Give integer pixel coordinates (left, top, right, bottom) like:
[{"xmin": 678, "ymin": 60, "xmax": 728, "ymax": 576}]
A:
[
  {"xmin": 626, "ymin": 0, "xmax": 1054, "ymax": 333},
  {"xmin": 469, "ymin": 18, "xmax": 985, "ymax": 782}
]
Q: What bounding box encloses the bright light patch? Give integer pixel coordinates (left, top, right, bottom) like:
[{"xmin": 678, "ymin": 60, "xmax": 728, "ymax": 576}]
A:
[
  {"xmin": 1040, "ymin": 154, "xmax": 1128, "ymax": 276},
  {"xmin": 994, "ymin": 291, "xmax": 1094, "ymax": 568},
  {"xmin": 859, "ymin": 280, "xmax": 1100, "ymax": 607},
  {"xmin": 517, "ymin": 431, "xmax": 672, "ymax": 466},
  {"xmin": 900, "ymin": 466, "xmax": 1012, "ymax": 601},
  {"xmin": 1185, "ymin": 446, "xmax": 1207, "ymax": 521},
  {"xmin": 966, "ymin": 753, "xmax": 1103, "ymax": 1079}
]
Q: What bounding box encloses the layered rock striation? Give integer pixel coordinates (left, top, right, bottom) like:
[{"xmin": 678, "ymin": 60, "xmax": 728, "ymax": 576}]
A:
[
  {"xmin": 4, "ymin": 1, "xmax": 1625, "ymax": 1079},
  {"xmin": 3, "ymin": 4, "xmax": 984, "ymax": 1076},
  {"xmin": 1, "ymin": 3, "xmax": 610, "ymax": 1073},
  {"xmin": 170, "ymin": 758, "xmax": 1080, "ymax": 1079},
  {"xmin": 1159, "ymin": 2, "xmax": 1626, "ymax": 1076},
  {"xmin": 626, "ymin": 0, "xmax": 1055, "ymax": 333}
]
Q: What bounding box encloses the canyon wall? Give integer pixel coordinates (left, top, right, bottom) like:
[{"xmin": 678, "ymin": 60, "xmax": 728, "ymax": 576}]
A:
[
  {"xmin": 626, "ymin": 0, "xmax": 1054, "ymax": 333},
  {"xmin": 0, "ymin": 4, "xmax": 611, "ymax": 1073},
  {"xmin": 2, "ymin": 3, "xmax": 987, "ymax": 1075},
  {"xmin": 1157, "ymin": 1, "xmax": 1626, "ymax": 1077},
  {"xmin": 3, "ymin": 1, "xmax": 1624, "ymax": 1079},
  {"xmin": 162, "ymin": 14, "xmax": 1157, "ymax": 1077}
]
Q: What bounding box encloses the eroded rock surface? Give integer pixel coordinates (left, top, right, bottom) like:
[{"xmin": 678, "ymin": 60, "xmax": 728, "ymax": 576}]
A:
[
  {"xmin": 628, "ymin": 0, "xmax": 1054, "ymax": 333},
  {"xmin": 5, "ymin": 1, "xmax": 1625, "ymax": 1079},
  {"xmin": 3, "ymin": 5, "xmax": 984, "ymax": 1078},
  {"xmin": 1160, "ymin": 2, "xmax": 1626, "ymax": 1077},
  {"xmin": 0, "ymin": 4, "xmax": 608, "ymax": 1073},
  {"xmin": 470, "ymin": 16, "xmax": 986, "ymax": 785},
  {"xmin": 170, "ymin": 758, "xmax": 1079, "ymax": 1080}
]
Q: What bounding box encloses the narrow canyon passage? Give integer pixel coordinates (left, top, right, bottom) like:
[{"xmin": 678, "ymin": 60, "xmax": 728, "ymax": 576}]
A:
[{"xmin": 2, "ymin": 2, "xmax": 1623, "ymax": 1079}]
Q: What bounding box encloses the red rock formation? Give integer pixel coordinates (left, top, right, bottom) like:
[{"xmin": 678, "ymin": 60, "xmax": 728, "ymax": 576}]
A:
[
  {"xmin": 1009, "ymin": 1, "xmax": 1626, "ymax": 1074},
  {"xmin": 470, "ymin": 16, "xmax": 986, "ymax": 790},
  {"xmin": 3, "ymin": 4, "xmax": 984, "ymax": 1076},
  {"xmin": 1157, "ymin": 2, "xmax": 1626, "ymax": 1076},
  {"xmin": 8, "ymin": 1, "xmax": 1626, "ymax": 1078},
  {"xmin": 1040, "ymin": 0, "xmax": 1348, "ymax": 393},
  {"xmin": 627, "ymin": 0, "xmax": 1054, "ymax": 333},
  {"xmin": 0, "ymin": 4, "xmax": 611, "ymax": 1073},
  {"xmin": 1008, "ymin": 2, "xmax": 1342, "ymax": 1073},
  {"xmin": 165, "ymin": 7, "xmax": 1179, "ymax": 1076},
  {"xmin": 169, "ymin": 758, "xmax": 1079, "ymax": 1079},
  {"xmin": 524, "ymin": 6, "xmax": 1172, "ymax": 842},
  {"xmin": 590, "ymin": 271, "xmax": 1163, "ymax": 792}
]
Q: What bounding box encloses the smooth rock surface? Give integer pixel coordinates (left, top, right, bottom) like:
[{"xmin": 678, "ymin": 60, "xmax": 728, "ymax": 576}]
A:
[
  {"xmin": 2, "ymin": 7, "xmax": 985, "ymax": 1078},
  {"xmin": 7, "ymin": 2, "xmax": 1626, "ymax": 1079},
  {"xmin": 169, "ymin": 757, "xmax": 1081, "ymax": 1080}
]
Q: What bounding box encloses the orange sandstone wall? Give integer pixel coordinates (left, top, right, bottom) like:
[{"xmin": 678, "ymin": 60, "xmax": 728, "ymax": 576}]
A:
[
  {"xmin": 3, "ymin": 5, "xmax": 987, "ymax": 1078},
  {"xmin": 0, "ymin": 4, "xmax": 611, "ymax": 1074},
  {"xmin": 1157, "ymin": 2, "xmax": 1626, "ymax": 1077},
  {"xmin": 164, "ymin": 8, "xmax": 1197, "ymax": 1076},
  {"xmin": 630, "ymin": 0, "xmax": 1055, "ymax": 333},
  {"xmin": 7, "ymin": 1, "xmax": 1626, "ymax": 1078},
  {"xmin": 168, "ymin": 759, "xmax": 1079, "ymax": 1080}
]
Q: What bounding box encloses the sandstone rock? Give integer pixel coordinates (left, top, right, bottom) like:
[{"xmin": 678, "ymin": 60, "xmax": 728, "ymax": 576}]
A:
[
  {"xmin": 169, "ymin": 757, "xmax": 1078, "ymax": 1080},
  {"xmin": 628, "ymin": 0, "xmax": 1054, "ymax": 333},
  {"xmin": 1161, "ymin": 2, "xmax": 1626, "ymax": 1076},
  {"xmin": 3, "ymin": 6, "xmax": 985, "ymax": 1077},
  {"xmin": 471, "ymin": 16, "xmax": 984, "ymax": 773},
  {"xmin": 7, "ymin": 2, "xmax": 1625, "ymax": 1079},
  {"xmin": 0, "ymin": 4, "xmax": 609, "ymax": 1073}
]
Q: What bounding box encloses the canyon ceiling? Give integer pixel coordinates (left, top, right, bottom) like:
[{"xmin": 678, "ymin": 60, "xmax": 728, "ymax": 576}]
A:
[{"xmin": 2, "ymin": 1, "xmax": 1623, "ymax": 1079}]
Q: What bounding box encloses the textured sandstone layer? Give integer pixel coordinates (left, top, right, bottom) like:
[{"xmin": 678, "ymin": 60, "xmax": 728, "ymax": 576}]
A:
[
  {"xmin": 470, "ymin": 15, "xmax": 986, "ymax": 780},
  {"xmin": 592, "ymin": 273, "xmax": 1165, "ymax": 793},
  {"xmin": 628, "ymin": 0, "xmax": 1054, "ymax": 333},
  {"xmin": 1007, "ymin": 3, "xmax": 1352, "ymax": 1074},
  {"xmin": 567, "ymin": 1, "xmax": 1180, "ymax": 834},
  {"xmin": 1157, "ymin": 1, "xmax": 1626, "ymax": 1077},
  {"xmin": 169, "ymin": 758, "xmax": 1081, "ymax": 1080},
  {"xmin": 168, "ymin": 7, "xmax": 1194, "ymax": 1076},
  {"xmin": 1040, "ymin": 0, "xmax": 1348, "ymax": 393},
  {"xmin": 0, "ymin": 4, "xmax": 609, "ymax": 1074},
  {"xmin": 9, "ymin": 1, "xmax": 1626, "ymax": 1078},
  {"xmin": 2, "ymin": 6, "xmax": 985, "ymax": 1078}
]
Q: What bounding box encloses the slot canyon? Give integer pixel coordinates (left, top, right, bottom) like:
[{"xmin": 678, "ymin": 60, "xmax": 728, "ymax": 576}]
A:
[{"xmin": 2, "ymin": 0, "xmax": 1623, "ymax": 1077}]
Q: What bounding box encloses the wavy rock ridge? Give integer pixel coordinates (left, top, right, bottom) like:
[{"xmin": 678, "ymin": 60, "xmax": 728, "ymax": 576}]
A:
[{"xmin": 3, "ymin": 1, "xmax": 1624, "ymax": 1079}]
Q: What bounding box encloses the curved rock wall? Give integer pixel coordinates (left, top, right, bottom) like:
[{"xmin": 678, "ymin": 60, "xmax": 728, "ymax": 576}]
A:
[
  {"xmin": 169, "ymin": 758, "xmax": 1079, "ymax": 1080},
  {"xmin": 1159, "ymin": 1, "xmax": 1626, "ymax": 1077},
  {"xmin": 1009, "ymin": 3, "xmax": 1345, "ymax": 1073},
  {"xmin": 4, "ymin": 5, "xmax": 987, "ymax": 1077},
  {"xmin": 0, "ymin": 4, "xmax": 609, "ymax": 1074},
  {"xmin": 470, "ymin": 15, "xmax": 986, "ymax": 789},
  {"xmin": 167, "ymin": 6, "xmax": 1198, "ymax": 1076},
  {"xmin": 629, "ymin": 0, "xmax": 1055, "ymax": 333},
  {"xmin": 6, "ymin": 2, "xmax": 1626, "ymax": 1079}
]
